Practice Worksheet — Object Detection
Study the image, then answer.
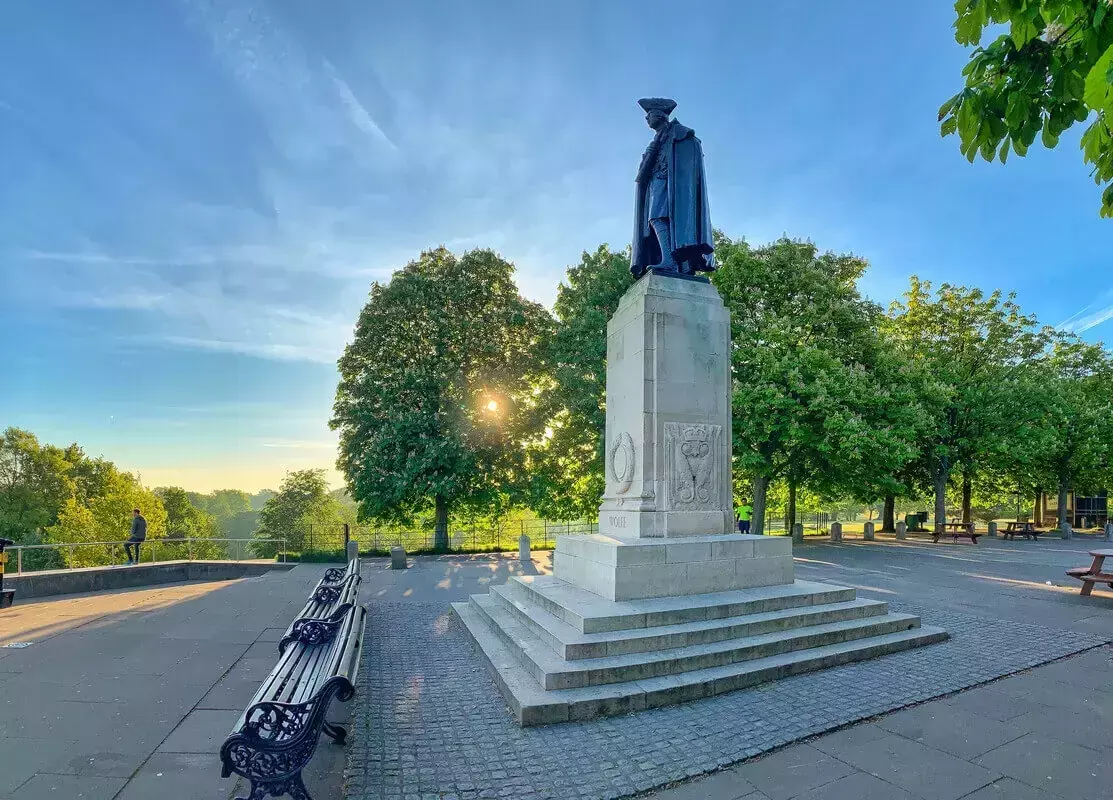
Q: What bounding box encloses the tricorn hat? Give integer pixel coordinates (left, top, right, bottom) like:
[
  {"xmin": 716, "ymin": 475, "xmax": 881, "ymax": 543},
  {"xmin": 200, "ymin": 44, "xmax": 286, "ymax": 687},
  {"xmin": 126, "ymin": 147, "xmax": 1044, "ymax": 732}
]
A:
[{"xmin": 638, "ymin": 97, "xmax": 677, "ymax": 115}]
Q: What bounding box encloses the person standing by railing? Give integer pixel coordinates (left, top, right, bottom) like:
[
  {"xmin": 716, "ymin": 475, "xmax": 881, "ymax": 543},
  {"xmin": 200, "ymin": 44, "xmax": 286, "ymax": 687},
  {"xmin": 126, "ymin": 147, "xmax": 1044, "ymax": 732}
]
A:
[{"xmin": 126, "ymin": 508, "xmax": 147, "ymax": 565}]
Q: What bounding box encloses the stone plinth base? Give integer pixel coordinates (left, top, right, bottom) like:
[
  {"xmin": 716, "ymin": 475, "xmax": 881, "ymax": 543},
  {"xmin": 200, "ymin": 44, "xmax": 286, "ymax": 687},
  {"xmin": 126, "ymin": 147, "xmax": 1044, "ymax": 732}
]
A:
[
  {"xmin": 453, "ymin": 569, "xmax": 947, "ymax": 725},
  {"xmin": 554, "ymin": 534, "xmax": 792, "ymax": 601}
]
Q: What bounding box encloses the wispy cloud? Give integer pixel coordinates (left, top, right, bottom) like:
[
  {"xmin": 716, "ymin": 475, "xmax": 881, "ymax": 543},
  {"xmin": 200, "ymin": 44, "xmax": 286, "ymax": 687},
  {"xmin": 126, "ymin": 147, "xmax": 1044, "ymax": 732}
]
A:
[
  {"xmin": 182, "ymin": 0, "xmax": 399, "ymax": 171},
  {"xmin": 1060, "ymin": 303, "xmax": 1113, "ymax": 334},
  {"xmin": 1058, "ymin": 288, "xmax": 1113, "ymax": 334}
]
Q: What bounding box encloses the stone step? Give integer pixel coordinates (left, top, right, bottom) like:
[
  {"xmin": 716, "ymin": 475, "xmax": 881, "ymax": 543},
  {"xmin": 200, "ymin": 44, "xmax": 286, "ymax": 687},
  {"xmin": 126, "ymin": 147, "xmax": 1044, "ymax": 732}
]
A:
[
  {"xmin": 505, "ymin": 574, "xmax": 858, "ymax": 634},
  {"xmin": 490, "ymin": 583, "xmax": 890, "ymax": 660},
  {"xmin": 469, "ymin": 592, "xmax": 924, "ymax": 690},
  {"xmin": 453, "ymin": 599, "xmax": 948, "ymax": 726}
]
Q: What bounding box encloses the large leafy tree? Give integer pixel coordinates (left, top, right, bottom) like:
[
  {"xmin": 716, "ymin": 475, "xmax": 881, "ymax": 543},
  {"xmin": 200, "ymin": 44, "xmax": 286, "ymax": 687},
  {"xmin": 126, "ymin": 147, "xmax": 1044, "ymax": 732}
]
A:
[
  {"xmin": 941, "ymin": 0, "xmax": 1113, "ymax": 216},
  {"xmin": 886, "ymin": 278, "xmax": 1050, "ymax": 531},
  {"xmin": 332, "ymin": 247, "xmax": 552, "ymax": 549},
  {"xmin": 713, "ymin": 237, "xmax": 926, "ymax": 533},
  {"xmin": 0, "ymin": 428, "xmax": 74, "ymax": 543},
  {"xmin": 1027, "ymin": 335, "xmax": 1113, "ymax": 527},
  {"xmin": 525, "ymin": 245, "xmax": 633, "ymax": 520}
]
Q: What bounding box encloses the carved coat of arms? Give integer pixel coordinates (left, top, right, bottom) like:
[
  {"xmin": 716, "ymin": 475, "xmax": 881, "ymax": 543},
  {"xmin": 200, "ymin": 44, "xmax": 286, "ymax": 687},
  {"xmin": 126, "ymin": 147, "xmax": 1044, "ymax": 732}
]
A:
[{"xmin": 664, "ymin": 422, "xmax": 721, "ymax": 510}]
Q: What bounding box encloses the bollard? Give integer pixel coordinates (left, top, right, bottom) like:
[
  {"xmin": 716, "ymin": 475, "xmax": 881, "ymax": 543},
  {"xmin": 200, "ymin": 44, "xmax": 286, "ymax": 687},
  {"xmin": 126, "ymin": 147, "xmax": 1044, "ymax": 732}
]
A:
[
  {"xmin": 390, "ymin": 546, "xmax": 407, "ymax": 569},
  {"xmin": 518, "ymin": 534, "xmax": 531, "ymax": 564},
  {"xmin": 896, "ymin": 521, "xmax": 907, "ymax": 540},
  {"xmin": 791, "ymin": 523, "xmax": 803, "ymax": 544},
  {"xmin": 987, "ymin": 521, "xmax": 997, "ymax": 539},
  {"xmin": 0, "ymin": 538, "xmax": 13, "ymax": 609},
  {"xmin": 830, "ymin": 521, "xmax": 842, "ymax": 542},
  {"xmin": 1061, "ymin": 522, "xmax": 1073, "ymax": 540},
  {"xmin": 863, "ymin": 521, "xmax": 875, "ymax": 541},
  {"xmin": 1105, "ymin": 522, "xmax": 1113, "ymax": 542},
  {"xmin": 346, "ymin": 540, "xmax": 359, "ymax": 563}
]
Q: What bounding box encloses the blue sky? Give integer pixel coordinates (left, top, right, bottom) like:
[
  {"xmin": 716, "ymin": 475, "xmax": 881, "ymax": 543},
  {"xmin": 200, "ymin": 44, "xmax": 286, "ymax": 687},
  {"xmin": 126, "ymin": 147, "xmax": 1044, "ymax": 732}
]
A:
[{"xmin": 1, "ymin": 1, "xmax": 1110, "ymax": 492}]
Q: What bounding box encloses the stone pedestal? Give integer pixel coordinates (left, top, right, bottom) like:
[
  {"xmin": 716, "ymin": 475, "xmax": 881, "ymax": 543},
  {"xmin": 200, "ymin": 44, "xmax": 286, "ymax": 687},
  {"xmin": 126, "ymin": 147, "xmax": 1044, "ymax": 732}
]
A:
[
  {"xmin": 597, "ymin": 274, "xmax": 732, "ymax": 539},
  {"xmin": 453, "ymin": 272, "xmax": 946, "ymax": 726},
  {"xmin": 554, "ymin": 533, "xmax": 792, "ymax": 601}
]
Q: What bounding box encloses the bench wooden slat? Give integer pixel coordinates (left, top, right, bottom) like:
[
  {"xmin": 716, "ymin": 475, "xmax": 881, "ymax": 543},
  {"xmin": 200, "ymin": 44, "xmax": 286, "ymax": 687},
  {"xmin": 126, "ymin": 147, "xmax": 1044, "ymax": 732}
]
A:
[{"xmin": 222, "ymin": 557, "xmax": 366, "ymax": 799}]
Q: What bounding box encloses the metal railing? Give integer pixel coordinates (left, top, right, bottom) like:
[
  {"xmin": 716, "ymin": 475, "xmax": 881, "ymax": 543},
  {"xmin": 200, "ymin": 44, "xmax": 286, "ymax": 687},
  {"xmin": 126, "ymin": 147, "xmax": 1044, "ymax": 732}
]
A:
[{"xmin": 3, "ymin": 537, "xmax": 287, "ymax": 575}]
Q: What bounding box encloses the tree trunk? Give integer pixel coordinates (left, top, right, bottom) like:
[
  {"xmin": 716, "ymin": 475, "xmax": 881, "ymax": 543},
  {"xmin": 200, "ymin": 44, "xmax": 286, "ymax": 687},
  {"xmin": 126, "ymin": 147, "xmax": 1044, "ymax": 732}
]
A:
[
  {"xmin": 1033, "ymin": 491, "xmax": 1043, "ymax": 526},
  {"xmin": 881, "ymin": 495, "xmax": 896, "ymax": 533},
  {"xmin": 751, "ymin": 475, "xmax": 769, "ymax": 535},
  {"xmin": 1057, "ymin": 477, "xmax": 1070, "ymax": 530},
  {"xmin": 786, "ymin": 480, "xmax": 797, "ymax": 533},
  {"xmin": 434, "ymin": 493, "xmax": 449, "ymax": 551},
  {"xmin": 933, "ymin": 457, "xmax": 949, "ymax": 535},
  {"xmin": 961, "ymin": 472, "xmax": 973, "ymax": 525}
]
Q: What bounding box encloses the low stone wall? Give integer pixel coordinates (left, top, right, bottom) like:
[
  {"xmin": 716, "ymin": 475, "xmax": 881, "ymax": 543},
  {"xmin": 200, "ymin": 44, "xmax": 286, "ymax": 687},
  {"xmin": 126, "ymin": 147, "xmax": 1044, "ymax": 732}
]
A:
[{"xmin": 4, "ymin": 559, "xmax": 295, "ymax": 600}]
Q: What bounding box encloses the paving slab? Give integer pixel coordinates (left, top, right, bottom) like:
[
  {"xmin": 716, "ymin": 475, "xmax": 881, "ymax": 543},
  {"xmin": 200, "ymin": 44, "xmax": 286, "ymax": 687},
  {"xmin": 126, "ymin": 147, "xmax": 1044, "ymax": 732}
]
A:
[
  {"xmin": 115, "ymin": 753, "xmax": 239, "ymax": 800},
  {"xmin": 820, "ymin": 730, "xmax": 1001, "ymax": 800},
  {"xmin": 5, "ymin": 773, "xmax": 128, "ymax": 799},
  {"xmin": 731, "ymin": 744, "xmax": 856, "ymax": 800},
  {"xmin": 0, "ymin": 738, "xmax": 75, "ymax": 795},
  {"xmin": 958, "ymin": 777, "xmax": 1063, "ymax": 800},
  {"xmin": 789, "ymin": 770, "xmax": 916, "ymax": 800},
  {"xmin": 939, "ymin": 685, "xmax": 1054, "ymax": 722},
  {"xmin": 974, "ymin": 733, "xmax": 1113, "ymax": 799},
  {"xmin": 874, "ymin": 702, "xmax": 1031, "ymax": 758},
  {"xmin": 157, "ymin": 709, "xmax": 241, "ymax": 754}
]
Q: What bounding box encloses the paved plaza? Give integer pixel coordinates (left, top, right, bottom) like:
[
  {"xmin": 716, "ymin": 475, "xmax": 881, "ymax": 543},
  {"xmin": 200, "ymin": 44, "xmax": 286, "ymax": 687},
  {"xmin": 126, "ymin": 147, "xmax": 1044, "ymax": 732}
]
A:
[
  {"xmin": 0, "ymin": 564, "xmax": 347, "ymax": 799},
  {"xmin": 0, "ymin": 536, "xmax": 1109, "ymax": 799},
  {"xmin": 348, "ymin": 535, "xmax": 1113, "ymax": 800}
]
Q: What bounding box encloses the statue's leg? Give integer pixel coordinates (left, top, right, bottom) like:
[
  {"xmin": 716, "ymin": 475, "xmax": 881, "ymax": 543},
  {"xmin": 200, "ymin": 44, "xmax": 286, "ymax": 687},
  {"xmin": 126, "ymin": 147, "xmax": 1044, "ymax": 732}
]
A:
[{"xmin": 649, "ymin": 219, "xmax": 677, "ymax": 271}]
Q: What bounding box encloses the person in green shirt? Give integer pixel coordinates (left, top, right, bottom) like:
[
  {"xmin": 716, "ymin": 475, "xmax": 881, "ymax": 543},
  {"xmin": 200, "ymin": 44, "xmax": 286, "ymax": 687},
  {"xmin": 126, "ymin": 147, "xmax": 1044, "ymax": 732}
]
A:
[{"xmin": 737, "ymin": 501, "xmax": 753, "ymax": 534}]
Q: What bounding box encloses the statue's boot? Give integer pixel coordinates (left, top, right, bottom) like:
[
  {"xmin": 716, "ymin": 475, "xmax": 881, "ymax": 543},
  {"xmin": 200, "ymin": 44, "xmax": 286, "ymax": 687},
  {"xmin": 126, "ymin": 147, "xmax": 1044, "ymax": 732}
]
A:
[{"xmin": 648, "ymin": 218, "xmax": 679, "ymax": 272}]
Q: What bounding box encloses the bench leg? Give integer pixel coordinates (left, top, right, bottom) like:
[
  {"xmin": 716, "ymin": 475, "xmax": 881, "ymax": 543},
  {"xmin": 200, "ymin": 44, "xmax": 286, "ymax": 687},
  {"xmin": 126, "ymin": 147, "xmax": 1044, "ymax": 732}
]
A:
[
  {"xmin": 1081, "ymin": 580, "xmax": 1095, "ymax": 597},
  {"xmin": 238, "ymin": 774, "xmax": 314, "ymax": 800},
  {"xmin": 322, "ymin": 721, "xmax": 347, "ymax": 745}
]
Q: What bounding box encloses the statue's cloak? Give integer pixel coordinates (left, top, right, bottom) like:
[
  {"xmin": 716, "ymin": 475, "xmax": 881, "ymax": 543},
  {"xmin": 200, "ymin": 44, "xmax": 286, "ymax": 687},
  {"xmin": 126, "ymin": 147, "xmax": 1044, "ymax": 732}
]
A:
[{"xmin": 631, "ymin": 121, "xmax": 714, "ymax": 277}]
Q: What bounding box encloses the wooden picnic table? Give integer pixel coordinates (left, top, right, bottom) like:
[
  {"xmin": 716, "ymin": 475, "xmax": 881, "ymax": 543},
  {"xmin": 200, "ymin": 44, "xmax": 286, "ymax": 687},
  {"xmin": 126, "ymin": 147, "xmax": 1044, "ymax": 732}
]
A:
[
  {"xmin": 932, "ymin": 522, "xmax": 979, "ymax": 544},
  {"xmin": 1066, "ymin": 549, "xmax": 1113, "ymax": 596},
  {"xmin": 1003, "ymin": 521, "xmax": 1041, "ymax": 541}
]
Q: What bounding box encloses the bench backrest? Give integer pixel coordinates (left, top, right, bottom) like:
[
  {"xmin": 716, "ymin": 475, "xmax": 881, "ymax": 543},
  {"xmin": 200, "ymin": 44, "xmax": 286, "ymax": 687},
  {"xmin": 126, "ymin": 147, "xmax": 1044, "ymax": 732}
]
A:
[{"xmin": 235, "ymin": 602, "xmax": 366, "ymax": 738}]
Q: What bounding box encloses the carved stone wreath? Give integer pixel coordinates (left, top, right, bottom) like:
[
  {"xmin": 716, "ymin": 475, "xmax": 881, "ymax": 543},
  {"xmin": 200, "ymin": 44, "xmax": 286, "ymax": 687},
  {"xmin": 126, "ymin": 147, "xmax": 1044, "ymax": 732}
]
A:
[{"xmin": 608, "ymin": 432, "xmax": 635, "ymax": 494}]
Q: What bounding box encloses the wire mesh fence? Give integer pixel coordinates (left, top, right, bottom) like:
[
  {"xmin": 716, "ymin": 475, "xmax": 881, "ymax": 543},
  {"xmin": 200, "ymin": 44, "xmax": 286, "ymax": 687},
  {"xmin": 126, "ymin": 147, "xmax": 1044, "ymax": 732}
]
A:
[{"xmin": 309, "ymin": 519, "xmax": 600, "ymax": 556}]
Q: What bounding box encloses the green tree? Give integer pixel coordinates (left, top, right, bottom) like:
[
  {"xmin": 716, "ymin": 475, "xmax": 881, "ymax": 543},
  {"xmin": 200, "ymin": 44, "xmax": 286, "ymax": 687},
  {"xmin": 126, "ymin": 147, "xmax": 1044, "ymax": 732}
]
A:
[
  {"xmin": 0, "ymin": 428, "xmax": 73, "ymax": 543},
  {"xmin": 332, "ymin": 247, "xmax": 552, "ymax": 549},
  {"xmin": 886, "ymin": 278, "xmax": 1050, "ymax": 532},
  {"xmin": 253, "ymin": 469, "xmax": 346, "ymax": 557},
  {"xmin": 1028, "ymin": 336, "xmax": 1113, "ymax": 528},
  {"xmin": 941, "ymin": 0, "xmax": 1113, "ymax": 216},
  {"xmin": 47, "ymin": 466, "xmax": 166, "ymax": 567},
  {"xmin": 713, "ymin": 237, "xmax": 926, "ymax": 533},
  {"xmin": 202, "ymin": 489, "xmax": 253, "ymax": 521},
  {"xmin": 525, "ymin": 245, "xmax": 634, "ymax": 520},
  {"xmin": 155, "ymin": 486, "xmax": 225, "ymax": 560}
]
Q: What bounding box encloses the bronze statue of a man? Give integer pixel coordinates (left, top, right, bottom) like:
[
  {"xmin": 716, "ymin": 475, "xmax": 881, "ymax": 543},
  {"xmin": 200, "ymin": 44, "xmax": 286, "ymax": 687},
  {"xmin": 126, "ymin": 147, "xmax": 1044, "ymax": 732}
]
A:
[{"xmin": 631, "ymin": 98, "xmax": 714, "ymax": 278}]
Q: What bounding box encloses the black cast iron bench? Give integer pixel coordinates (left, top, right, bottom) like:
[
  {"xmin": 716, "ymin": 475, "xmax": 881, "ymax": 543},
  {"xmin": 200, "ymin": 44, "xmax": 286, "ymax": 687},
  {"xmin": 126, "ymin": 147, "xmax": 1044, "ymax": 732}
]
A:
[
  {"xmin": 279, "ymin": 560, "xmax": 362, "ymax": 653},
  {"xmin": 221, "ymin": 601, "xmax": 367, "ymax": 800}
]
